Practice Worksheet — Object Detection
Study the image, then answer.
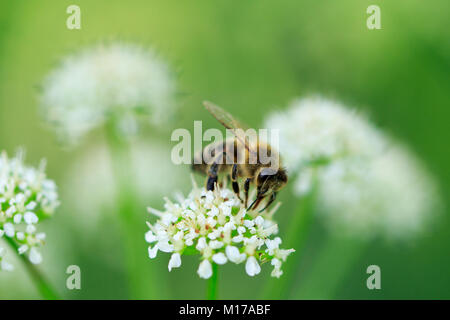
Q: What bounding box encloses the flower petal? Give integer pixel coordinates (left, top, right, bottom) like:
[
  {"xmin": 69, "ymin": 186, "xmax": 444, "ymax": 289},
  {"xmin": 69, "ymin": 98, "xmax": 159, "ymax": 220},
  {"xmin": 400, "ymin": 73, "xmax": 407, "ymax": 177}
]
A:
[
  {"xmin": 245, "ymin": 256, "xmax": 261, "ymax": 277},
  {"xmin": 197, "ymin": 259, "xmax": 213, "ymax": 279},
  {"xmin": 148, "ymin": 245, "xmax": 158, "ymax": 259},
  {"xmin": 212, "ymin": 252, "xmax": 227, "ymax": 265},
  {"xmin": 29, "ymin": 247, "xmax": 42, "ymax": 264},
  {"xmin": 145, "ymin": 230, "xmax": 157, "ymax": 243},
  {"xmin": 226, "ymin": 245, "xmax": 246, "ymax": 264},
  {"xmin": 168, "ymin": 253, "xmax": 182, "ymax": 271}
]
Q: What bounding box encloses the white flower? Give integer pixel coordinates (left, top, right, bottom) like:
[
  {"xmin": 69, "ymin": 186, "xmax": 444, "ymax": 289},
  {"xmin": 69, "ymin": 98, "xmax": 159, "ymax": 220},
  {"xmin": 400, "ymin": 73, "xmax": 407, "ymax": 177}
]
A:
[
  {"xmin": 18, "ymin": 245, "xmax": 29, "ymax": 254},
  {"xmin": 13, "ymin": 214, "xmax": 22, "ymax": 224},
  {"xmin": 264, "ymin": 95, "xmax": 385, "ymax": 172},
  {"xmin": 317, "ymin": 146, "xmax": 440, "ymax": 240},
  {"xmin": 266, "ymin": 96, "xmax": 440, "ymax": 240},
  {"xmin": 226, "ymin": 245, "xmax": 246, "ymax": 264},
  {"xmin": 29, "ymin": 248, "xmax": 43, "ymax": 265},
  {"xmin": 0, "ymin": 152, "xmax": 59, "ymax": 270},
  {"xmin": 3, "ymin": 223, "xmax": 15, "ymax": 238},
  {"xmin": 1, "ymin": 260, "xmax": 14, "ymax": 271},
  {"xmin": 168, "ymin": 253, "xmax": 182, "ymax": 271},
  {"xmin": 24, "ymin": 212, "xmax": 39, "ymax": 224},
  {"xmin": 16, "ymin": 232, "xmax": 25, "ymax": 241},
  {"xmin": 245, "ymin": 256, "xmax": 261, "ymax": 277},
  {"xmin": 197, "ymin": 259, "xmax": 213, "ymax": 279},
  {"xmin": 244, "ymin": 220, "xmax": 254, "ymax": 228},
  {"xmin": 145, "ymin": 230, "xmax": 157, "ymax": 243},
  {"xmin": 265, "ymin": 237, "xmax": 282, "ymax": 256},
  {"xmin": 36, "ymin": 233, "xmax": 46, "ymax": 241},
  {"xmin": 40, "ymin": 43, "xmax": 176, "ymax": 145},
  {"xmin": 271, "ymin": 258, "xmax": 283, "ymax": 278},
  {"xmin": 157, "ymin": 241, "xmax": 174, "ymax": 253},
  {"xmin": 148, "ymin": 246, "xmax": 158, "ymax": 259},
  {"xmin": 145, "ymin": 182, "xmax": 294, "ymax": 279},
  {"xmin": 212, "ymin": 253, "xmax": 227, "ymax": 265}
]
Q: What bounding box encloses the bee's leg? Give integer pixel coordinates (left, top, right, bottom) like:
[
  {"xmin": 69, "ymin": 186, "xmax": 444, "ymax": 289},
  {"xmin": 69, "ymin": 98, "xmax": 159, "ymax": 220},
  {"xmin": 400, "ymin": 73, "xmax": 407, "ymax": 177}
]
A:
[
  {"xmin": 231, "ymin": 164, "xmax": 242, "ymax": 201},
  {"xmin": 206, "ymin": 163, "xmax": 219, "ymax": 191},
  {"xmin": 232, "ymin": 181, "xmax": 241, "ymax": 201},
  {"xmin": 244, "ymin": 178, "xmax": 251, "ymax": 208},
  {"xmin": 248, "ymin": 195, "xmax": 265, "ymax": 211},
  {"xmin": 206, "ymin": 152, "xmax": 227, "ymax": 191},
  {"xmin": 259, "ymin": 192, "xmax": 277, "ymax": 213}
]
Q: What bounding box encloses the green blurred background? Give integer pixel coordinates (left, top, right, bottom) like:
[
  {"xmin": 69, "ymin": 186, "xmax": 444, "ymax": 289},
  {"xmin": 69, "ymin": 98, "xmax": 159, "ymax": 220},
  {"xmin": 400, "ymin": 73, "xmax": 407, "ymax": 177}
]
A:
[{"xmin": 0, "ymin": 0, "xmax": 449, "ymax": 299}]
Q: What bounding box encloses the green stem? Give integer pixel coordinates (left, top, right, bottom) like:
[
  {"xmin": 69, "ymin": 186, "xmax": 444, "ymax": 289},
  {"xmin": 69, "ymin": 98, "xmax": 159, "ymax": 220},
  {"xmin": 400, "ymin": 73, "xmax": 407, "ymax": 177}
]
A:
[
  {"xmin": 262, "ymin": 186, "xmax": 317, "ymax": 299},
  {"xmin": 4, "ymin": 237, "xmax": 59, "ymax": 300},
  {"xmin": 292, "ymin": 235, "xmax": 367, "ymax": 299},
  {"xmin": 105, "ymin": 123, "xmax": 166, "ymax": 299},
  {"xmin": 207, "ymin": 263, "xmax": 219, "ymax": 300}
]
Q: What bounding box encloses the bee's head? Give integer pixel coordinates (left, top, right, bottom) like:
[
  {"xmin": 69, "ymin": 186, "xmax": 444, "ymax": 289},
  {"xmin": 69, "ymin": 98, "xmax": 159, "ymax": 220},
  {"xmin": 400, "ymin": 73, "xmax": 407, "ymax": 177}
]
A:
[{"xmin": 255, "ymin": 167, "xmax": 288, "ymax": 197}]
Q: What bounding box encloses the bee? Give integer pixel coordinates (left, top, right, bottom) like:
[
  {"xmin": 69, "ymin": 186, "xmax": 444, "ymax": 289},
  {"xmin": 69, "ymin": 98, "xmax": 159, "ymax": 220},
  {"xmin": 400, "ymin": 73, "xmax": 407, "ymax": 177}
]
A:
[{"xmin": 192, "ymin": 101, "xmax": 288, "ymax": 212}]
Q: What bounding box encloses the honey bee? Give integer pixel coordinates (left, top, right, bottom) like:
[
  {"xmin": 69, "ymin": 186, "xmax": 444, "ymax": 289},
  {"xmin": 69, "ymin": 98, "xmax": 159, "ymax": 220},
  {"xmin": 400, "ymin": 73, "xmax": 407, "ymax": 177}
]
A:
[{"xmin": 192, "ymin": 101, "xmax": 288, "ymax": 212}]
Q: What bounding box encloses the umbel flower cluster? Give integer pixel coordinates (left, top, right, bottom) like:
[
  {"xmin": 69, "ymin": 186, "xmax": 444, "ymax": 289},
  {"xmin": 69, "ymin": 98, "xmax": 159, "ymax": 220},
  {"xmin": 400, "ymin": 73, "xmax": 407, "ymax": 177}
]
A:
[
  {"xmin": 265, "ymin": 96, "xmax": 439, "ymax": 240},
  {"xmin": 0, "ymin": 152, "xmax": 59, "ymax": 271},
  {"xmin": 145, "ymin": 183, "xmax": 295, "ymax": 279},
  {"xmin": 40, "ymin": 43, "xmax": 176, "ymax": 145}
]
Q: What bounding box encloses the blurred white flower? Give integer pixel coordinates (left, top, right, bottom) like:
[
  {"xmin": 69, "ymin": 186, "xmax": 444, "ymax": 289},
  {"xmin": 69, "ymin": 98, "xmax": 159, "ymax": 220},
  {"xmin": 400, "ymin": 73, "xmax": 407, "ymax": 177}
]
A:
[
  {"xmin": 145, "ymin": 182, "xmax": 295, "ymax": 279},
  {"xmin": 62, "ymin": 140, "xmax": 187, "ymax": 232},
  {"xmin": 265, "ymin": 96, "xmax": 440, "ymax": 240},
  {"xmin": 316, "ymin": 145, "xmax": 439, "ymax": 240},
  {"xmin": 264, "ymin": 96, "xmax": 385, "ymax": 173},
  {"xmin": 41, "ymin": 43, "xmax": 176, "ymax": 145},
  {"xmin": 0, "ymin": 151, "xmax": 59, "ymax": 269}
]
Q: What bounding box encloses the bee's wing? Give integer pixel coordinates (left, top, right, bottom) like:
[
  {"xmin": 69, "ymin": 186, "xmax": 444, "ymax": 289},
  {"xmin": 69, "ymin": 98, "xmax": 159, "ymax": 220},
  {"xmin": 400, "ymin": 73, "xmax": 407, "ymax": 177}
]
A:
[{"xmin": 203, "ymin": 101, "xmax": 258, "ymax": 155}]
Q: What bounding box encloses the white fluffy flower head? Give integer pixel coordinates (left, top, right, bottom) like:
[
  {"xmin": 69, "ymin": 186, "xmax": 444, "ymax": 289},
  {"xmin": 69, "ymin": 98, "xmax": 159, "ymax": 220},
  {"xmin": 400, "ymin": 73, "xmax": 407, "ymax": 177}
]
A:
[
  {"xmin": 0, "ymin": 151, "xmax": 59, "ymax": 270},
  {"xmin": 316, "ymin": 145, "xmax": 439, "ymax": 240},
  {"xmin": 265, "ymin": 96, "xmax": 385, "ymax": 173},
  {"xmin": 41, "ymin": 43, "xmax": 176, "ymax": 145},
  {"xmin": 145, "ymin": 181, "xmax": 294, "ymax": 279},
  {"xmin": 265, "ymin": 95, "xmax": 439, "ymax": 240}
]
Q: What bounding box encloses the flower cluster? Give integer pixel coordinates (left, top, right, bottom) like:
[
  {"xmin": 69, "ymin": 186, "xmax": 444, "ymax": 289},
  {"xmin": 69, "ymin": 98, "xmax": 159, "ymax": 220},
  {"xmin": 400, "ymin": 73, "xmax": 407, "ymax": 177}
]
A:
[
  {"xmin": 265, "ymin": 96, "xmax": 439, "ymax": 240},
  {"xmin": 264, "ymin": 96, "xmax": 386, "ymax": 174},
  {"xmin": 40, "ymin": 43, "xmax": 176, "ymax": 145},
  {"xmin": 315, "ymin": 145, "xmax": 439, "ymax": 240},
  {"xmin": 145, "ymin": 184, "xmax": 294, "ymax": 279},
  {"xmin": 0, "ymin": 152, "xmax": 59, "ymax": 271}
]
